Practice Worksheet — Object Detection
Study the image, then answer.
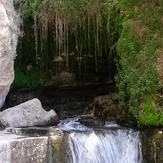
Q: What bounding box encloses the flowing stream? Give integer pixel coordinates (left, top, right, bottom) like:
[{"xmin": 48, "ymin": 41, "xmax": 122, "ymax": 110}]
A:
[{"xmin": 58, "ymin": 119, "xmax": 142, "ymax": 163}]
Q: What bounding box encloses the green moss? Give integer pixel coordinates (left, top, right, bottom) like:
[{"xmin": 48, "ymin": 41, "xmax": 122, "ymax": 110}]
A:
[
  {"xmin": 148, "ymin": 130, "xmax": 163, "ymax": 163},
  {"xmin": 113, "ymin": 0, "xmax": 162, "ymax": 125},
  {"xmin": 139, "ymin": 96, "xmax": 163, "ymax": 126},
  {"xmin": 52, "ymin": 133, "xmax": 71, "ymax": 163},
  {"xmin": 12, "ymin": 65, "xmax": 40, "ymax": 88},
  {"xmin": 17, "ymin": 0, "xmax": 117, "ymax": 85},
  {"xmin": 52, "ymin": 137, "xmax": 63, "ymax": 162}
]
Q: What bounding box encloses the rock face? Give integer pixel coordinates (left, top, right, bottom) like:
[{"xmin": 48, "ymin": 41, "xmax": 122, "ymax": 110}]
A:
[
  {"xmin": 84, "ymin": 94, "xmax": 117, "ymax": 120},
  {"xmin": 0, "ymin": 0, "xmax": 19, "ymax": 108},
  {"xmin": 142, "ymin": 129, "xmax": 163, "ymax": 163},
  {"xmin": 0, "ymin": 98, "xmax": 59, "ymax": 127}
]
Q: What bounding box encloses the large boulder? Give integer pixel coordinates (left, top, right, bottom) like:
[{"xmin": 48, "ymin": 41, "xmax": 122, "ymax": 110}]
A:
[
  {"xmin": 0, "ymin": 98, "xmax": 59, "ymax": 127},
  {"xmin": 0, "ymin": 0, "xmax": 19, "ymax": 108}
]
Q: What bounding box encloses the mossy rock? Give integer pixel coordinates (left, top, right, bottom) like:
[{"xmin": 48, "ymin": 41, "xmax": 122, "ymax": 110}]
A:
[
  {"xmin": 12, "ymin": 65, "xmax": 40, "ymax": 89},
  {"xmin": 138, "ymin": 96, "xmax": 163, "ymax": 127},
  {"xmin": 51, "ymin": 132, "xmax": 71, "ymax": 163},
  {"xmin": 142, "ymin": 129, "xmax": 163, "ymax": 163}
]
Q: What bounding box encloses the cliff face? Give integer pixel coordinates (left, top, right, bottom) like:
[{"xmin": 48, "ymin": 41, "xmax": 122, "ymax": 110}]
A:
[{"xmin": 0, "ymin": 0, "xmax": 19, "ymax": 108}]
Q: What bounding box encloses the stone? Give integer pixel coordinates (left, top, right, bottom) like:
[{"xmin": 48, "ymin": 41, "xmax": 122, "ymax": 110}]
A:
[
  {"xmin": 141, "ymin": 129, "xmax": 163, "ymax": 163},
  {"xmin": 78, "ymin": 118, "xmax": 105, "ymax": 127},
  {"xmin": 0, "ymin": 86, "xmax": 10, "ymax": 109},
  {"xmin": 6, "ymin": 89, "xmax": 38, "ymax": 107},
  {"xmin": 55, "ymin": 102, "xmax": 86, "ymax": 119},
  {"xmin": 84, "ymin": 94, "xmax": 117, "ymax": 120},
  {"xmin": 0, "ymin": 0, "xmax": 19, "ymax": 108},
  {"xmin": 0, "ymin": 128, "xmax": 64, "ymax": 163},
  {"xmin": 103, "ymin": 104, "xmax": 117, "ymax": 117},
  {"xmin": 0, "ymin": 98, "xmax": 59, "ymax": 127}
]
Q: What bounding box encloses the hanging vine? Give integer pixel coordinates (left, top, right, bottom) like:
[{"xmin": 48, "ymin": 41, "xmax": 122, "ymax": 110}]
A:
[{"xmin": 19, "ymin": 0, "xmax": 116, "ymax": 85}]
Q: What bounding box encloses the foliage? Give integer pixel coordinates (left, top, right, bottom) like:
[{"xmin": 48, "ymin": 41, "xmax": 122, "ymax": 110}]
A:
[
  {"xmin": 114, "ymin": 0, "xmax": 163, "ymax": 124},
  {"xmin": 139, "ymin": 96, "xmax": 163, "ymax": 126},
  {"xmin": 16, "ymin": 0, "xmax": 163, "ymax": 127},
  {"xmin": 12, "ymin": 65, "xmax": 40, "ymax": 88},
  {"xmin": 18, "ymin": 0, "xmax": 117, "ymax": 85},
  {"xmin": 20, "ymin": 0, "xmax": 42, "ymax": 18}
]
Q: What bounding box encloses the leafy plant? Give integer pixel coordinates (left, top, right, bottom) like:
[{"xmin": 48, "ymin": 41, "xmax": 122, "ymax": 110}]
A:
[
  {"xmin": 113, "ymin": 0, "xmax": 163, "ymax": 125},
  {"xmin": 139, "ymin": 96, "xmax": 163, "ymax": 126},
  {"xmin": 18, "ymin": 0, "xmax": 117, "ymax": 84},
  {"xmin": 12, "ymin": 65, "xmax": 40, "ymax": 88}
]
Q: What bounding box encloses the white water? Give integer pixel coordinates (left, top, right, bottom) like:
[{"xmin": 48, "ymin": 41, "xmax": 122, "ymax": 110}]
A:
[
  {"xmin": 69, "ymin": 129, "xmax": 142, "ymax": 163},
  {"xmin": 57, "ymin": 119, "xmax": 142, "ymax": 163},
  {"xmin": 57, "ymin": 118, "xmax": 91, "ymax": 131}
]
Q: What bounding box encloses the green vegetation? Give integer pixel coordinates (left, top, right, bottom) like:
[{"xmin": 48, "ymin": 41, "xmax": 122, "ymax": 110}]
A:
[
  {"xmin": 114, "ymin": 0, "xmax": 163, "ymax": 126},
  {"xmin": 15, "ymin": 0, "xmax": 163, "ymax": 126},
  {"xmin": 139, "ymin": 96, "xmax": 163, "ymax": 126},
  {"xmin": 16, "ymin": 0, "xmax": 117, "ymax": 87},
  {"xmin": 12, "ymin": 65, "xmax": 40, "ymax": 88}
]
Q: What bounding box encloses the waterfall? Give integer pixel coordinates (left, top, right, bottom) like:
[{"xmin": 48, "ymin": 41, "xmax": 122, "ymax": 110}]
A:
[
  {"xmin": 69, "ymin": 130, "xmax": 142, "ymax": 163},
  {"xmin": 0, "ymin": 119, "xmax": 142, "ymax": 162},
  {"xmin": 57, "ymin": 119, "xmax": 142, "ymax": 163}
]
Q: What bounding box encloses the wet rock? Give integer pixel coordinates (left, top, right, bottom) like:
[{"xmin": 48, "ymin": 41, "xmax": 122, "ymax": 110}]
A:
[
  {"xmin": 103, "ymin": 104, "xmax": 117, "ymax": 118},
  {"xmin": 78, "ymin": 117, "xmax": 105, "ymax": 127},
  {"xmin": 0, "ymin": 98, "xmax": 59, "ymax": 128},
  {"xmin": 5, "ymin": 88, "xmax": 38, "ymax": 108},
  {"xmin": 141, "ymin": 129, "xmax": 163, "ymax": 163},
  {"xmin": 6, "ymin": 127, "xmax": 63, "ymax": 137},
  {"xmin": 84, "ymin": 94, "xmax": 117, "ymax": 120},
  {"xmin": 76, "ymin": 112, "xmax": 105, "ymax": 127},
  {"xmin": 50, "ymin": 72, "xmax": 76, "ymax": 87},
  {"xmin": 55, "ymin": 102, "xmax": 87, "ymax": 119}
]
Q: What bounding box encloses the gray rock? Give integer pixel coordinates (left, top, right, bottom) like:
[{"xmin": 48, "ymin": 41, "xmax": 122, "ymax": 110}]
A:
[
  {"xmin": 0, "ymin": 0, "xmax": 19, "ymax": 108},
  {"xmin": 0, "ymin": 98, "xmax": 59, "ymax": 127},
  {"xmin": 0, "ymin": 86, "xmax": 10, "ymax": 109},
  {"xmin": 0, "ymin": 128, "xmax": 64, "ymax": 163}
]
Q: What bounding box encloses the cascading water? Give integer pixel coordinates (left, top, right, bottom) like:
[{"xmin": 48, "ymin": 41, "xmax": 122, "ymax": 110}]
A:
[
  {"xmin": 57, "ymin": 119, "xmax": 142, "ymax": 163},
  {"xmin": 69, "ymin": 129, "xmax": 142, "ymax": 163},
  {"xmin": 0, "ymin": 118, "xmax": 142, "ymax": 162}
]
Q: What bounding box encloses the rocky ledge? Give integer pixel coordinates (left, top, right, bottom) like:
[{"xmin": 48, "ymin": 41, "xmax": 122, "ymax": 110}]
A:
[{"xmin": 0, "ymin": 128, "xmax": 65, "ymax": 163}]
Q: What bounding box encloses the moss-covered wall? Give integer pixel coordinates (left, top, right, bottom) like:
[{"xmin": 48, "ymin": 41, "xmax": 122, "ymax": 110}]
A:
[
  {"xmin": 113, "ymin": 0, "xmax": 163, "ymax": 126},
  {"xmin": 13, "ymin": 0, "xmax": 117, "ymax": 88}
]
